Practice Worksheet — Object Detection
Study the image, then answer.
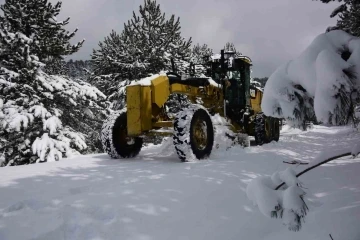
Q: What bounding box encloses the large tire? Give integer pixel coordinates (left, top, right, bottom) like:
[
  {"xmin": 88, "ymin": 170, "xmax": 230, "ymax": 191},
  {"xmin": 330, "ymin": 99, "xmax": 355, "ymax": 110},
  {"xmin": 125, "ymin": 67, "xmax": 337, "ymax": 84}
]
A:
[
  {"xmin": 101, "ymin": 110, "xmax": 143, "ymax": 159},
  {"xmin": 254, "ymin": 112, "xmax": 270, "ymax": 146},
  {"xmin": 173, "ymin": 105, "xmax": 214, "ymax": 162},
  {"xmin": 273, "ymin": 119, "xmax": 280, "ymax": 142}
]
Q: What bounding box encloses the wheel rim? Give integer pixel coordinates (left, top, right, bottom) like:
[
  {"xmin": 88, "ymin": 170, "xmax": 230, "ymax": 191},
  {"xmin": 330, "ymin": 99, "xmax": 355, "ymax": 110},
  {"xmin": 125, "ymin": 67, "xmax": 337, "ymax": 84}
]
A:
[{"xmin": 192, "ymin": 118, "xmax": 208, "ymax": 151}]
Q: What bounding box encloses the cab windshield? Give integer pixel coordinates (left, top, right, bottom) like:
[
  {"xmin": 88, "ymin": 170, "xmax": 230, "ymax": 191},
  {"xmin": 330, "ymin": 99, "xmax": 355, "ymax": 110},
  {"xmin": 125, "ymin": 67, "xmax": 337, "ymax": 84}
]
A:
[{"xmin": 226, "ymin": 70, "xmax": 241, "ymax": 81}]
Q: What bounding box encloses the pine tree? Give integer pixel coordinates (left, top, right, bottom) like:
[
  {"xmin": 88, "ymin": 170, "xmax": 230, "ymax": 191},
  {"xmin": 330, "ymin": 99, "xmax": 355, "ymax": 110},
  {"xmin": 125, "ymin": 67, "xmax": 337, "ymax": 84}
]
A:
[
  {"xmin": 0, "ymin": 5, "xmax": 108, "ymax": 166},
  {"xmin": 224, "ymin": 42, "xmax": 237, "ymax": 53},
  {"xmin": 125, "ymin": 0, "xmax": 192, "ymax": 73},
  {"xmin": 336, "ymin": 2, "xmax": 360, "ymax": 36},
  {"xmin": 316, "ymin": 0, "xmax": 360, "ymax": 36},
  {"xmin": 91, "ymin": 0, "xmax": 193, "ymax": 118},
  {"xmin": 192, "ymin": 44, "xmax": 213, "ymax": 64},
  {"xmin": 44, "ymin": 58, "xmax": 67, "ymax": 75},
  {"xmin": 65, "ymin": 59, "xmax": 93, "ymax": 80},
  {"xmin": 91, "ymin": 0, "xmax": 192, "ymax": 94},
  {"xmin": 223, "ymin": 42, "xmax": 243, "ymax": 58},
  {"xmin": 188, "ymin": 43, "xmax": 213, "ymax": 76},
  {"xmin": 0, "ymin": 0, "xmax": 84, "ymax": 74},
  {"xmin": 262, "ymin": 30, "xmax": 360, "ymax": 129},
  {"xmin": 91, "ymin": 30, "xmax": 149, "ymax": 94}
]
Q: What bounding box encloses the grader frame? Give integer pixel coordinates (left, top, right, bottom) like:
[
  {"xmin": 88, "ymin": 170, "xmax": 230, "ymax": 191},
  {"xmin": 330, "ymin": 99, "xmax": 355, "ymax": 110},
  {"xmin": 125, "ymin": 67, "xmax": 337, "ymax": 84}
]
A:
[
  {"xmin": 126, "ymin": 75, "xmax": 224, "ymax": 137},
  {"xmin": 101, "ymin": 50, "xmax": 280, "ymax": 162}
]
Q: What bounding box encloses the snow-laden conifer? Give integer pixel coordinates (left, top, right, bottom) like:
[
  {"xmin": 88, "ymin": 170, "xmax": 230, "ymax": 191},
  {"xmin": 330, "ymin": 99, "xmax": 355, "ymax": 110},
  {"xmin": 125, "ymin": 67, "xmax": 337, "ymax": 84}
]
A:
[
  {"xmin": 262, "ymin": 30, "xmax": 360, "ymax": 128},
  {"xmin": 0, "ymin": 0, "xmax": 84, "ymax": 75},
  {"xmin": 317, "ymin": 0, "xmax": 360, "ymax": 37},
  {"xmin": 91, "ymin": 0, "xmax": 192, "ymax": 94},
  {"xmin": 0, "ymin": 6, "xmax": 108, "ymax": 166}
]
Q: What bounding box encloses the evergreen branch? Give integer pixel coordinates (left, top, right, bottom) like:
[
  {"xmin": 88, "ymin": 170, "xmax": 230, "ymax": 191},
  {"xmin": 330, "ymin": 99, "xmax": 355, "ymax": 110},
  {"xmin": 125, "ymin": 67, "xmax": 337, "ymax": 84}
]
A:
[{"xmin": 330, "ymin": 4, "xmax": 347, "ymax": 17}]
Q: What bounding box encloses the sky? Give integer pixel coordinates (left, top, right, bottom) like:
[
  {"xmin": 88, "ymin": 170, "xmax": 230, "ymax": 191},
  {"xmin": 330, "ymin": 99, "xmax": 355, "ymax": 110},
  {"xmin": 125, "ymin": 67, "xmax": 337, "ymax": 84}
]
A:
[{"xmin": 2, "ymin": 0, "xmax": 341, "ymax": 77}]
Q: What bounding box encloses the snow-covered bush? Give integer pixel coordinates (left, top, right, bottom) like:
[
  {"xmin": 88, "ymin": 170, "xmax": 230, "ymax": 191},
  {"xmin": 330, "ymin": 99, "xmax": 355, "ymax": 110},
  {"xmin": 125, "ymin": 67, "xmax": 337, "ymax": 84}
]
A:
[
  {"xmin": 247, "ymin": 146, "xmax": 359, "ymax": 232},
  {"xmin": 247, "ymin": 167, "xmax": 308, "ymax": 232},
  {"xmin": 262, "ymin": 30, "xmax": 360, "ymax": 128}
]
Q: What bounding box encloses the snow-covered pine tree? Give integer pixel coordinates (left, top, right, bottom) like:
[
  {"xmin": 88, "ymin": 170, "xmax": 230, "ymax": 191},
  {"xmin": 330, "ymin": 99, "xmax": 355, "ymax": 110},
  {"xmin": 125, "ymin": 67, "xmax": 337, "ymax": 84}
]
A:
[
  {"xmin": 224, "ymin": 42, "xmax": 237, "ymax": 53},
  {"xmin": 0, "ymin": 0, "xmax": 84, "ymax": 75},
  {"xmin": 188, "ymin": 43, "xmax": 213, "ymax": 76},
  {"xmin": 64, "ymin": 59, "xmax": 93, "ymax": 81},
  {"xmin": 191, "ymin": 43, "xmax": 213, "ymax": 65},
  {"xmin": 317, "ymin": 0, "xmax": 360, "ymax": 36},
  {"xmin": 223, "ymin": 42, "xmax": 243, "ymax": 58},
  {"xmin": 92, "ymin": 0, "xmax": 192, "ymax": 82},
  {"xmin": 0, "ymin": 11, "xmax": 108, "ymax": 167},
  {"xmin": 336, "ymin": 2, "xmax": 360, "ymax": 37},
  {"xmin": 125, "ymin": 0, "xmax": 192, "ymax": 74},
  {"xmin": 124, "ymin": 0, "xmax": 193, "ymax": 115},
  {"xmin": 92, "ymin": 0, "xmax": 192, "ymax": 114},
  {"xmin": 261, "ymin": 30, "xmax": 360, "ymax": 129},
  {"xmin": 44, "ymin": 58, "xmax": 68, "ymax": 76},
  {"xmin": 91, "ymin": 30, "xmax": 148, "ymax": 95}
]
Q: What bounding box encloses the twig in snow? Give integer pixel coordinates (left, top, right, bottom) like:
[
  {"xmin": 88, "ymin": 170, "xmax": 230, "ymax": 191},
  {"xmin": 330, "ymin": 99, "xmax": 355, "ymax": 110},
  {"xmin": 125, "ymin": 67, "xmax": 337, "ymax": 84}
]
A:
[
  {"xmin": 283, "ymin": 160, "xmax": 309, "ymax": 165},
  {"xmin": 329, "ymin": 234, "xmax": 334, "ymax": 240},
  {"xmin": 276, "ymin": 152, "xmax": 352, "ymax": 190}
]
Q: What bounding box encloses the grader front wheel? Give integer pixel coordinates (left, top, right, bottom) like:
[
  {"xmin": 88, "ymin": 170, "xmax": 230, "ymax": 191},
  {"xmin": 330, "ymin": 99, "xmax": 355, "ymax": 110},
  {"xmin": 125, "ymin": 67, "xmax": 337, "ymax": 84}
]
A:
[
  {"xmin": 173, "ymin": 105, "xmax": 214, "ymax": 162},
  {"xmin": 190, "ymin": 108, "xmax": 214, "ymax": 159},
  {"xmin": 101, "ymin": 111, "xmax": 143, "ymax": 159}
]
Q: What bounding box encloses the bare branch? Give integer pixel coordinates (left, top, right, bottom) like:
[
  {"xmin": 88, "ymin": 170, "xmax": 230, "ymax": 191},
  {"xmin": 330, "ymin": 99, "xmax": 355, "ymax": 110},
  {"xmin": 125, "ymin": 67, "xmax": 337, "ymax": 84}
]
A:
[
  {"xmin": 283, "ymin": 160, "xmax": 309, "ymax": 165},
  {"xmin": 276, "ymin": 152, "xmax": 352, "ymax": 190}
]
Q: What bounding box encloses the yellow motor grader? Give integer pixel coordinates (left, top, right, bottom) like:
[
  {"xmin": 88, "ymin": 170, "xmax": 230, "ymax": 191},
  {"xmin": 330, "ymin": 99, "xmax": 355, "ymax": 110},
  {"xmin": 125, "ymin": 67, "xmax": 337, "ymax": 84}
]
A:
[{"xmin": 101, "ymin": 50, "xmax": 280, "ymax": 162}]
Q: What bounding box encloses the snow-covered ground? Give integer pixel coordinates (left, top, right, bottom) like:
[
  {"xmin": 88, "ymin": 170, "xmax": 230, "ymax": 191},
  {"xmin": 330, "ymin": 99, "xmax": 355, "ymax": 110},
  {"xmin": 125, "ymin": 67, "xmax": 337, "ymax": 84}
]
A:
[{"xmin": 0, "ymin": 125, "xmax": 360, "ymax": 240}]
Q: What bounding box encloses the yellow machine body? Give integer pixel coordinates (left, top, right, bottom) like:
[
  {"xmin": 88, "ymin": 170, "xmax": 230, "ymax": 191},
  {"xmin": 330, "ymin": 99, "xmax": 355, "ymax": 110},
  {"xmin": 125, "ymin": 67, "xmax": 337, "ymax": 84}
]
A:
[
  {"xmin": 126, "ymin": 75, "xmax": 225, "ymax": 137},
  {"xmin": 126, "ymin": 74, "xmax": 265, "ymax": 137},
  {"xmin": 101, "ymin": 51, "xmax": 280, "ymax": 162},
  {"xmin": 250, "ymin": 87, "xmax": 263, "ymax": 114}
]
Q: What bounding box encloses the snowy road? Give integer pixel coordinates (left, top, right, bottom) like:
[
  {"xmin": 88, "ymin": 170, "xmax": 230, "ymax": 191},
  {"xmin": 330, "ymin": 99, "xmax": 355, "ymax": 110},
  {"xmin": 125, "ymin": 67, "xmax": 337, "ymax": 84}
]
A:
[{"xmin": 0, "ymin": 125, "xmax": 360, "ymax": 240}]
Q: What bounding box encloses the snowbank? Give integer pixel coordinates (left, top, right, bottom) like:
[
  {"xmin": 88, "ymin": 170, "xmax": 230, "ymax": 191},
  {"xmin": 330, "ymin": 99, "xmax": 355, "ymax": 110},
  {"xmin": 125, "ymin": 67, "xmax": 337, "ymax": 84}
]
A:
[{"xmin": 0, "ymin": 125, "xmax": 359, "ymax": 240}]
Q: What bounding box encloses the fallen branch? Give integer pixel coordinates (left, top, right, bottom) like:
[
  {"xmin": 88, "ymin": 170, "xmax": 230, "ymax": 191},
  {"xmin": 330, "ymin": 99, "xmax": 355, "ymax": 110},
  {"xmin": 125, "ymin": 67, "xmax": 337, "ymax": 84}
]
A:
[
  {"xmin": 283, "ymin": 160, "xmax": 309, "ymax": 165},
  {"xmin": 276, "ymin": 152, "xmax": 352, "ymax": 190}
]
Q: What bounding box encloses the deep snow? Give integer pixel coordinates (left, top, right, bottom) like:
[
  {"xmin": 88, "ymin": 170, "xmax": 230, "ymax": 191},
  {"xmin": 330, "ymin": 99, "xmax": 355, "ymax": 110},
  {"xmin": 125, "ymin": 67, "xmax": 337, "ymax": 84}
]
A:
[{"xmin": 0, "ymin": 125, "xmax": 360, "ymax": 240}]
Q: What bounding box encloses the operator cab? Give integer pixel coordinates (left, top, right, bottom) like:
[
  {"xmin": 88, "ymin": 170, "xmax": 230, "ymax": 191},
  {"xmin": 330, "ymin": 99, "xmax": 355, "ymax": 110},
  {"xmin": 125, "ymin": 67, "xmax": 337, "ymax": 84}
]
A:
[{"xmin": 207, "ymin": 50, "xmax": 252, "ymax": 124}]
